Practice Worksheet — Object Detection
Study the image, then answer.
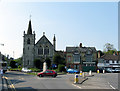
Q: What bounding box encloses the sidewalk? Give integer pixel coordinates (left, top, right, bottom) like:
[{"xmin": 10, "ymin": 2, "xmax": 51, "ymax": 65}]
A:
[{"xmin": 0, "ymin": 75, "xmax": 2, "ymax": 91}]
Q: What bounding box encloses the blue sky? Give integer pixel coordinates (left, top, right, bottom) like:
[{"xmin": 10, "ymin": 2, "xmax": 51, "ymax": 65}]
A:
[{"xmin": 0, "ymin": 1, "xmax": 118, "ymax": 58}]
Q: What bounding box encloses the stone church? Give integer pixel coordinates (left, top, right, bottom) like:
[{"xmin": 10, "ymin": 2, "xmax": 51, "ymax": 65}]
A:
[{"xmin": 23, "ymin": 19, "xmax": 56, "ymax": 68}]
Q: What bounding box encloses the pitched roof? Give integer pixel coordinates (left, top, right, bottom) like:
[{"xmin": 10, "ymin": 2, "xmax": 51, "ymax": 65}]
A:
[
  {"xmin": 36, "ymin": 35, "xmax": 53, "ymax": 46},
  {"xmin": 101, "ymin": 54, "xmax": 120, "ymax": 60},
  {"xmin": 66, "ymin": 46, "xmax": 96, "ymax": 53}
]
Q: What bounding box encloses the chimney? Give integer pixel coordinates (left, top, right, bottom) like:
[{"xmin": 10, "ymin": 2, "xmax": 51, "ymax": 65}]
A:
[
  {"xmin": 98, "ymin": 51, "xmax": 100, "ymax": 58},
  {"xmin": 80, "ymin": 43, "xmax": 82, "ymax": 48}
]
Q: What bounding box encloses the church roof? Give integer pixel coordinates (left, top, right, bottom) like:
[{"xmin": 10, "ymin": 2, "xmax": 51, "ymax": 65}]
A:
[
  {"xmin": 36, "ymin": 34, "xmax": 53, "ymax": 46},
  {"xmin": 27, "ymin": 20, "xmax": 32, "ymax": 34}
]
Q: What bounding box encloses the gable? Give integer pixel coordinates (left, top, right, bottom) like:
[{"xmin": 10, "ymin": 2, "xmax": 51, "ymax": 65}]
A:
[{"xmin": 35, "ymin": 35, "xmax": 53, "ymax": 47}]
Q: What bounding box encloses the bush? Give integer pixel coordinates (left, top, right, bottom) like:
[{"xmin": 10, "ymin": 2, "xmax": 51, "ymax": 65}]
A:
[
  {"xmin": 58, "ymin": 64, "xmax": 66, "ymax": 72},
  {"xmin": 29, "ymin": 68, "xmax": 41, "ymax": 72}
]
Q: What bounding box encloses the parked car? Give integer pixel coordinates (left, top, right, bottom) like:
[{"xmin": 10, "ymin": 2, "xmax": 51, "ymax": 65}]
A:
[
  {"xmin": 105, "ymin": 68, "xmax": 115, "ymax": 73},
  {"xmin": 67, "ymin": 68, "xmax": 79, "ymax": 73},
  {"xmin": 22, "ymin": 68, "xmax": 32, "ymax": 73},
  {"xmin": 115, "ymin": 68, "xmax": 120, "ymax": 73},
  {"xmin": 37, "ymin": 70, "xmax": 57, "ymax": 77}
]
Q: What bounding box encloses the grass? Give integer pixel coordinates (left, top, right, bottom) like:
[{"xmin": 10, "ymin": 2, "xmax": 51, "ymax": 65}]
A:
[{"xmin": 27, "ymin": 72, "xmax": 38, "ymax": 75}]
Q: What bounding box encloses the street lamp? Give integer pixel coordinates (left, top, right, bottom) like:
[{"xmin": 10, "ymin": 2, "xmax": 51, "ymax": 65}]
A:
[{"xmin": 0, "ymin": 44, "xmax": 4, "ymax": 46}]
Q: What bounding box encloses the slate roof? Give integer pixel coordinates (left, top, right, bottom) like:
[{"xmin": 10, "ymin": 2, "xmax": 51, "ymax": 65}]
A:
[
  {"xmin": 101, "ymin": 54, "xmax": 120, "ymax": 60},
  {"xmin": 35, "ymin": 35, "xmax": 53, "ymax": 46},
  {"xmin": 66, "ymin": 46, "xmax": 96, "ymax": 53}
]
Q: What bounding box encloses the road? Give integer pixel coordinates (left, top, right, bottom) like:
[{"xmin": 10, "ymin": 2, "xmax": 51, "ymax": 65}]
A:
[
  {"xmin": 3, "ymin": 71, "xmax": 78, "ymax": 90},
  {"xmin": 3, "ymin": 71, "xmax": 119, "ymax": 90},
  {"xmin": 75, "ymin": 73, "xmax": 119, "ymax": 90}
]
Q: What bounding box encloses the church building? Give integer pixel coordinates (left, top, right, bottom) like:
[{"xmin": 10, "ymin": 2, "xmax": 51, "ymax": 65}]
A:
[{"xmin": 23, "ymin": 19, "xmax": 56, "ymax": 68}]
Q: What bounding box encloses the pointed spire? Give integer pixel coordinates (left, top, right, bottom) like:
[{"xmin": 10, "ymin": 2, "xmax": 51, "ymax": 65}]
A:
[
  {"xmin": 53, "ymin": 34, "xmax": 56, "ymax": 41},
  {"xmin": 27, "ymin": 16, "xmax": 32, "ymax": 34}
]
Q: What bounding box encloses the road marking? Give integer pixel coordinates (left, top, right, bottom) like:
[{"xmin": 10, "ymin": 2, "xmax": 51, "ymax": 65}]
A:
[
  {"xmin": 72, "ymin": 84, "xmax": 81, "ymax": 89},
  {"xmin": 108, "ymin": 82, "xmax": 116, "ymax": 89},
  {"xmin": 110, "ymin": 85, "xmax": 116, "ymax": 89}
]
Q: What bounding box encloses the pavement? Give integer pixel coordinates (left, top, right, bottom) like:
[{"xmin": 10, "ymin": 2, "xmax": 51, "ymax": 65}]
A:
[{"xmin": 0, "ymin": 75, "xmax": 2, "ymax": 91}]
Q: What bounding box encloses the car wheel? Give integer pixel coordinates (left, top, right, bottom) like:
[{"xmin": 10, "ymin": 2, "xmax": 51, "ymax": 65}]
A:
[
  {"xmin": 39, "ymin": 74, "xmax": 43, "ymax": 77},
  {"xmin": 53, "ymin": 74, "xmax": 56, "ymax": 77}
]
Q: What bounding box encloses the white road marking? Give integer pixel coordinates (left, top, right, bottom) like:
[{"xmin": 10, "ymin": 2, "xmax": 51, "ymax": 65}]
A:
[
  {"xmin": 72, "ymin": 84, "xmax": 81, "ymax": 89},
  {"xmin": 110, "ymin": 85, "xmax": 116, "ymax": 89},
  {"xmin": 108, "ymin": 82, "xmax": 116, "ymax": 89}
]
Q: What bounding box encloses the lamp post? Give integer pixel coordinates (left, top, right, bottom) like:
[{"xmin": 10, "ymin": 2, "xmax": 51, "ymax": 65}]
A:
[{"xmin": 0, "ymin": 44, "xmax": 4, "ymax": 60}]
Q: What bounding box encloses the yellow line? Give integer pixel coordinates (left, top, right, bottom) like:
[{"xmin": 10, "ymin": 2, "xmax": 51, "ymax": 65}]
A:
[{"xmin": 3, "ymin": 76, "xmax": 16, "ymax": 91}]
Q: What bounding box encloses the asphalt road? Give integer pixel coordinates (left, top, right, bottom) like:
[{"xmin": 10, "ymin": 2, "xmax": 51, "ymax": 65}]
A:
[
  {"xmin": 3, "ymin": 71, "xmax": 78, "ymax": 90},
  {"xmin": 3, "ymin": 71, "xmax": 119, "ymax": 90},
  {"xmin": 75, "ymin": 73, "xmax": 119, "ymax": 90}
]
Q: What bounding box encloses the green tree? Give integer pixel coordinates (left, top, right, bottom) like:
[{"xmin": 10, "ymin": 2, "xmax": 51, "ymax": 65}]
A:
[
  {"xmin": 53, "ymin": 53, "xmax": 66, "ymax": 67},
  {"xmin": 58, "ymin": 64, "xmax": 66, "ymax": 72},
  {"xmin": 103, "ymin": 43, "xmax": 116, "ymax": 52},
  {"xmin": 10, "ymin": 60, "xmax": 17, "ymax": 68},
  {"xmin": 34, "ymin": 59, "xmax": 43, "ymax": 69},
  {"xmin": 14, "ymin": 57, "xmax": 22, "ymax": 66}
]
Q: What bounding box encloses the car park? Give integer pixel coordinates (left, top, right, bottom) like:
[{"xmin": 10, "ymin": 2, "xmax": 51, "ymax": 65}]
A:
[
  {"xmin": 115, "ymin": 68, "xmax": 120, "ymax": 73},
  {"xmin": 67, "ymin": 68, "xmax": 79, "ymax": 73},
  {"xmin": 22, "ymin": 68, "xmax": 32, "ymax": 73},
  {"xmin": 37, "ymin": 70, "xmax": 57, "ymax": 77},
  {"xmin": 105, "ymin": 68, "xmax": 115, "ymax": 73}
]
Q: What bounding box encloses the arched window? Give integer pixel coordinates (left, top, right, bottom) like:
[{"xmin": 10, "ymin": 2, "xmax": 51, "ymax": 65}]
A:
[
  {"xmin": 38, "ymin": 45, "xmax": 43, "ymax": 55},
  {"xmin": 27, "ymin": 38, "xmax": 30, "ymax": 44},
  {"xmin": 44, "ymin": 46, "xmax": 49, "ymax": 55}
]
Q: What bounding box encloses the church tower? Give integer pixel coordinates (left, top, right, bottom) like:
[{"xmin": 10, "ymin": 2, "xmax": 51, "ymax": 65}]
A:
[
  {"xmin": 23, "ymin": 19, "xmax": 35, "ymax": 68},
  {"xmin": 53, "ymin": 34, "xmax": 56, "ymax": 51}
]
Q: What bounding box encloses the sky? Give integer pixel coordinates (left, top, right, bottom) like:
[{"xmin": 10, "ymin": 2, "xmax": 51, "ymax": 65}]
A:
[{"xmin": 0, "ymin": 0, "xmax": 118, "ymax": 59}]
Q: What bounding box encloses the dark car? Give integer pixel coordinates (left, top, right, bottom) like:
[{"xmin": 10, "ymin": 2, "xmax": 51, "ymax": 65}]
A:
[{"xmin": 37, "ymin": 70, "xmax": 57, "ymax": 77}]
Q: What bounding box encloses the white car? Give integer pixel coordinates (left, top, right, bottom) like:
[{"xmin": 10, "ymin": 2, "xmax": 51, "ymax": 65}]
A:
[
  {"xmin": 115, "ymin": 68, "xmax": 120, "ymax": 73},
  {"xmin": 22, "ymin": 68, "xmax": 32, "ymax": 73}
]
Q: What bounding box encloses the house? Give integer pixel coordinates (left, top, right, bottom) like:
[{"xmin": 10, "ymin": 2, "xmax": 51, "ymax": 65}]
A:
[
  {"xmin": 66, "ymin": 43, "xmax": 97, "ymax": 72},
  {"xmin": 97, "ymin": 53, "xmax": 120, "ymax": 70}
]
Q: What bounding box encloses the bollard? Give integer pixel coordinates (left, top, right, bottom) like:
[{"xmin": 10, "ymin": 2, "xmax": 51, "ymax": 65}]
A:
[
  {"xmin": 103, "ymin": 70, "xmax": 105, "ymax": 73},
  {"xmin": 89, "ymin": 70, "xmax": 92, "ymax": 76},
  {"xmin": 97, "ymin": 69, "xmax": 99, "ymax": 73},
  {"xmin": 74, "ymin": 74, "xmax": 79, "ymax": 83},
  {"xmin": 80, "ymin": 71, "xmax": 82, "ymax": 77}
]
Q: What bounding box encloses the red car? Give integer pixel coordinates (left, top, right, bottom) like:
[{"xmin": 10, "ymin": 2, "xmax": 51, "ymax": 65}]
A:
[{"xmin": 37, "ymin": 70, "xmax": 57, "ymax": 77}]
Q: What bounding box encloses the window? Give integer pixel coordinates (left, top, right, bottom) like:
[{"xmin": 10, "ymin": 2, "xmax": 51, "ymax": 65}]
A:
[
  {"xmin": 85, "ymin": 54, "xmax": 92, "ymax": 62},
  {"xmin": 68, "ymin": 56, "xmax": 71, "ymax": 63},
  {"xmin": 109, "ymin": 60, "xmax": 112, "ymax": 64},
  {"xmin": 27, "ymin": 38, "xmax": 30, "ymax": 44},
  {"xmin": 38, "ymin": 46, "xmax": 43, "ymax": 55},
  {"xmin": 44, "ymin": 46, "xmax": 49, "ymax": 55},
  {"xmin": 73, "ymin": 54, "xmax": 80, "ymax": 63},
  {"xmin": 28, "ymin": 60, "xmax": 30, "ymax": 65}
]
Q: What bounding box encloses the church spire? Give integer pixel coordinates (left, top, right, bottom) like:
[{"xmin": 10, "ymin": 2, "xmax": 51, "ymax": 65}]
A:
[
  {"xmin": 27, "ymin": 16, "xmax": 32, "ymax": 34},
  {"xmin": 53, "ymin": 34, "xmax": 56, "ymax": 51}
]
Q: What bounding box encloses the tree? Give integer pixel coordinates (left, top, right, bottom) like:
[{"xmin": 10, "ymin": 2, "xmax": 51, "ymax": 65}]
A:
[
  {"xmin": 14, "ymin": 57, "xmax": 22, "ymax": 66},
  {"xmin": 34, "ymin": 59, "xmax": 43, "ymax": 69},
  {"xmin": 10, "ymin": 60, "xmax": 17, "ymax": 68},
  {"xmin": 53, "ymin": 53, "xmax": 66, "ymax": 67},
  {"xmin": 58, "ymin": 64, "xmax": 66, "ymax": 72},
  {"xmin": 45, "ymin": 58, "xmax": 51, "ymax": 69},
  {"xmin": 103, "ymin": 43, "xmax": 116, "ymax": 52}
]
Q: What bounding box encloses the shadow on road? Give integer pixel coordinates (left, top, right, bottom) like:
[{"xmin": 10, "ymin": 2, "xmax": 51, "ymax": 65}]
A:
[{"xmin": 15, "ymin": 87, "xmax": 38, "ymax": 91}]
